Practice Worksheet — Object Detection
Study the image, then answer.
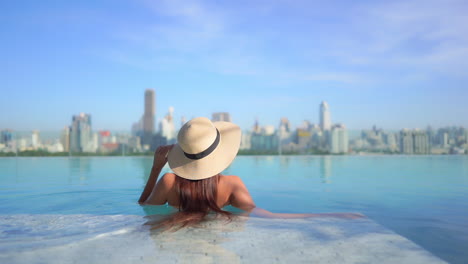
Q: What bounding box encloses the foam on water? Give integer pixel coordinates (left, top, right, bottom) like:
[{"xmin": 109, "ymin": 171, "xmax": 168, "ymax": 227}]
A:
[{"xmin": 0, "ymin": 214, "xmax": 445, "ymax": 264}]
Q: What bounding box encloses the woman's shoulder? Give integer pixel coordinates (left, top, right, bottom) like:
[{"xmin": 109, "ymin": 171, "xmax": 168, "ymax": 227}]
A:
[
  {"xmin": 160, "ymin": 172, "xmax": 177, "ymax": 185},
  {"xmin": 163, "ymin": 172, "xmax": 177, "ymax": 177},
  {"xmin": 219, "ymin": 174, "xmax": 244, "ymax": 187},
  {"xmin": 219, "ymin": 174, "xmax": 255, "ymax": 210}
]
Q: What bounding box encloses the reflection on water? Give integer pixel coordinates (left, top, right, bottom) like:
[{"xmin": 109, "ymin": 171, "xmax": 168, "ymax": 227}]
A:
[
  {"xmin": 134, "ymin": 157, "xmax": 153, "ymax": 183},
  {"xmin": 134, "ymin": 157, "xmax": 172, "ymax": 216},
  {"xmin": 264, "ymin": 156, "xmax": 275, "ymax": 163},
  {"xmin": 320, "ymin": 156, "xmax": 332, "ymax": 183},
  {"xmin": 279, "ymin": 156, "xmax": 290, "ymax": 169},
  {"xmin": 1, "ymin": 156, "xmax": 466, "ymax": 263},
  {"xmin": 69, "ymin": 157, "xmax": 91, "ymax": 183}
]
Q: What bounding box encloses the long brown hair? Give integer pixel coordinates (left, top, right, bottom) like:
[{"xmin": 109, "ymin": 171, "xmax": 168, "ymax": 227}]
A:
[{"xmin": 152, "ymin": 174, "xmax": 232, "ymax": 231}]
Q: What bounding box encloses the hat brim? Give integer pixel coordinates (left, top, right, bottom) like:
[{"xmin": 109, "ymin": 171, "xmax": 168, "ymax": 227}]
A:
[{"xmin": 167, "ymin": 121, "xmax": 241, "ymax": 180}]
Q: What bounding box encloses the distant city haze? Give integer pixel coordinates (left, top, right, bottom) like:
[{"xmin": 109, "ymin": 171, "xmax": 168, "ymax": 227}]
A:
[
  {"xmin": 1, "ymin": 1, "xmax": 468, "ymax": 131},
  {"xmin": 1, "ymin": 89, "xmax": 466, "ymax": 156}
]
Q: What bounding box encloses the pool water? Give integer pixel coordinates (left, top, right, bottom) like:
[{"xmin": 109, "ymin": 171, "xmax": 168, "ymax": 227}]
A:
[{"xmin": 0, "ymin": 156, "xmax": 467, "ymax": 263}]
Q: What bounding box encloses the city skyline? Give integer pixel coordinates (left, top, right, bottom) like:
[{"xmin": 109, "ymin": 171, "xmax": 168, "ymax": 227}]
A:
[
  {"xmin": 3, "ymin": 102, "xmax": 466, "ymax": 155},
  {"xmin": 2, "ymin": 0, "xmax": 468, "ymax": 131},
  {"xmin": 1, "ymin": 89, "xmax": 466, "ymax": 155},
  {"xmin": 1, "ymin": 99, "xmax": 467, "ymax": 133}
]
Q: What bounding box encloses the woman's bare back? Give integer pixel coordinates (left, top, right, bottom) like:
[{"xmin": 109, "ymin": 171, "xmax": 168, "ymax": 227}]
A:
[{"xmin": 144, "ymin": 173, "xmax": 256, "ymax": 211}]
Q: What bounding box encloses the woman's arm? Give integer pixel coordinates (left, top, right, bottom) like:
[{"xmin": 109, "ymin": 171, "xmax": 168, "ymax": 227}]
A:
[
  {"xmin": 248, "ymin": 208, "xmax": 365, "ymax": 219},
  {"xmin": 138, "ymin": 145, "xmax": 173, "ymax": 204},
  {"xmin": 229, "ymin": 176, "xmax": 364, "ymax": 219}
]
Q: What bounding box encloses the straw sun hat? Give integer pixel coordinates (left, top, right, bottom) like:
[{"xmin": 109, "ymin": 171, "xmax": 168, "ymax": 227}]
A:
[{"xmin": 167, "ymin": 117, "xmax": 241, "ymax": 180}]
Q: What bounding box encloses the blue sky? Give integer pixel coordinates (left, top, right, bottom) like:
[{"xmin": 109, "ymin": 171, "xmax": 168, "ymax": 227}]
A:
[{"xmin": 1, "ymin": 0, "xmax": 468, "ymax": 131}]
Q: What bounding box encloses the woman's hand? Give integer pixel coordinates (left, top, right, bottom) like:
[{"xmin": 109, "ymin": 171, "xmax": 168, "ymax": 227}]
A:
[
  {"xmin": 153, "ymin": 144, "xmax": 174, "ymax": 169},
  {"xmin": 139, "ymin": 144, "xmax": 175, "ymax": 204},
  {"xmin": 247, "ymin": 208, "xmax": 366, "ymax": 219},
  {"xmin": 320, "ymin": 212, "xmax": 365, "ymax": 219}
]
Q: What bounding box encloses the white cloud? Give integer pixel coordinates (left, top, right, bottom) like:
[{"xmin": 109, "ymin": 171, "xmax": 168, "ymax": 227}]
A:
[
  {"xmin": 103, "ymin": 0, "xmax": 468, "ymax": 86},
  {"xmin": 333, "ymin": 0, "xmax": 468, "ymax": 77}
]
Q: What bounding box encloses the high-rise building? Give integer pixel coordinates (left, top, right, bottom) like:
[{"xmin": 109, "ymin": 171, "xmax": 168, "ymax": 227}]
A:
[
  {"xmin": 413, "ymin": 130, "xmax": 430, "ymax": 154},
  {"xmin": 159, "ymin": 107, "xmax": 176, "ymax": 143},
  {"xmin": 383, "ymin": 132, "xmax": 398, "ymax": 151},
  {"xmin": 279, "ymin": 117, "xmax": 291, "ymax": 133},
  {"xmin": 252, "ymin": 118, "xmax": 261, "ymax": 134},
  {"xmin": 250, "ymin": 122, "xmax": 278, "ymax": 151},
  {"xmin": 399, "ymin": 129, "xmax": 429, "ymax": 154},
  {"xmin": 70, "ymin": 113, "xmax": 92, "ymax": 153},
  {"xmin": 251, "ymin": 131, "xmax": 278, "ymax": 151},
  {"xmin": 180, "ymin": 116, "xmax": 186, "ymax": 128},
  {"xmin": 400, "ymin": 129, "xmax": 414, "ymax": 154},
  {"xmin": 278, "ymin": 117, "xmax": 292, "ymax": 150},
  {"xmin": 0, "ymin": 129, "xmax": 13, "ymax": 145},
  {"xmin": 309, "ymin": 124, "xmax": 323, "ymax": 148},
  {"xmin": 31, "ymin": 130, "xmax": 40, "ymax": 149},
  {"xmin": 441, "ymin": 132, "xmax": 449, "ymax": 148},
  {"xmin": 296, "ymin": 129, "xmax": 312, "ymax": 149},
  {"xmin": 240, "ymin": 132, "xmax": 252, "ymax": 150},
  {"xmin": 131, "ymin": 118, "xmax": 142, "ymax": 136},
  {"xmin": 60, "ymin": 126, "xmax": 70, "ymax": 152},
  {"xmin": 143, "ymin": 89, "xmax": 155, "ymax": 134},
  {"xmin": 137, "ymin": 89, "xmax": 156, "ymax": 146},
  {"xmin": 320, "ymin": 101, "xmax": 331, "ymax": 131},
  {"xmin": 212, "ymin": 112, "xmax": 232, "ymax": 122},
  {"xmin": 82, "ymin": 132, "xmax": 98, "ymax": 153},
  {"xmin": 329, "ymin": 124, "xmax": 348, "ymax": 154}
]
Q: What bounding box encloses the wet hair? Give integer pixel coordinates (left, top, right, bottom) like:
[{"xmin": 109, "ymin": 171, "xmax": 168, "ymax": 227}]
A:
[{"xmin": 152, "ymin": 174, "xmax": 232, "ymax": 231}]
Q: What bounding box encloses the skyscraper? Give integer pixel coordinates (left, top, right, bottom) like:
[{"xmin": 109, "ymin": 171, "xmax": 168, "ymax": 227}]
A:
[
  {"xmin": 252, "ymin": 118, "xmax": 261, "ymax": 134},
  {"xmin": 212, "ymin": 112, "xmax": 232, "ymax": 122},
  {"xmin": 0, "ymin": 129, "xmax": 13, "ymax": 145},
  {"xmin": 400, "ymin": 129, "xmax": 430, "ymax": 154},
  {"xmin": 329, "ymin": 124, "xmax": 348, "ymax": 154},
  {"xmin": 320, "ymin": 101, "xmax": 331, "ymax": 131},
  {"xmin": 143, "ymin": 89, "xmax": 155, "ymax": 134},
  {"xmin": 413, "ymin": 130, "xmax": 430, "ymax": 154},
  {"xmin": 279, "ymin": 117, "xmax": 291, "ymax": 133},
  {"xmin": 159, "ymin": 107, "xmax": 176, "ymax": 143},
  {"xmin": 139, "ymin": 89, "xmax": 156, "ymax": 146},
  {"xmin": 399, "ymin": 129, "xmax": 414, "ymax": 154},
  {"xmin": 278, "ymin": 117, "xmax": 292, "ymax": 152},
  {"xmin": 31, "ymin": 130, "xmax": 40, "ymax": 149},
  {"xmin": 61, "ymin": 126, "xmax": 70, "ymax": 152},
  {"xmin": 180, "ymin": 116, "xmax": 186, "ymax": 128},
  {"xmin": 70, "ymin": 113, "xmax": 92, "ymax": 153}
]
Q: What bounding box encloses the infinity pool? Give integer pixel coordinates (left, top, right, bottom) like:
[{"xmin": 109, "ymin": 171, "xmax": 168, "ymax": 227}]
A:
[{"xmin": 0, "ymin": 156, "xmax": 467, "ymax": 263}]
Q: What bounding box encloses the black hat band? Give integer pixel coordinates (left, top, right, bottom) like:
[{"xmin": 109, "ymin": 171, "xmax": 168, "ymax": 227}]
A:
[{"xmin": 183, "ymin": 129, "xmax": 220, "ymax": 160}]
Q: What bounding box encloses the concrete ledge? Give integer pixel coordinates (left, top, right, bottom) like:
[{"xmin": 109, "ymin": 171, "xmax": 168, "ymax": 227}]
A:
[{"xmin": 0, "ymin": 214, "xmax": 445, "ymax": 264}]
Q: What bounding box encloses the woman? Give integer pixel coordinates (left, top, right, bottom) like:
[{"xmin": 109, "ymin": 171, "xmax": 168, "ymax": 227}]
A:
[{"xmin": 139, "ymin": 117, "xmax": 362, "ymax": 229}]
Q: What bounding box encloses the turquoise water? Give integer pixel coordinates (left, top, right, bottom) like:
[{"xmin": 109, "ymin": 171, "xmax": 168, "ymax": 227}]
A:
[{"xmin": 0, "ymin": 156, "xmax": 467, "ymax": 263}]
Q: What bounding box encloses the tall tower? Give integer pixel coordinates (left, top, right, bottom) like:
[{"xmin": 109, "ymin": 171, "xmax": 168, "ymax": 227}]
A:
[
  {"xmin": 279, "ymin": 117, "xmax": 291, "ymax": 133},
  {"xmin": 143, "ymin": 89, "xmax": 155, "ymax": 134},
  {"xmin": 320, "ymin": 101, "xmax": 331, "ymax": 131},
  {"xmin": 399, "ymin": 129, "xmax": 414, "ymax": 154},
  {"xmin": 70, "ymin": 113, "xmax": 92, "ymax": 153},
  {"xmin": 212, "ymin": 112, "xmax": 232, "ymax": 122},
  {"xmin": 31, "ymin": 130, "xmax": 40, "ymax": 149},
  {"xmin": 61, "ymin": 126, "xmax": 70, "ymax": 152},
  {"xmin": 329, "ymin": 124, "xmax": 348, "ymax": 154},
  {"xmin": 160, "ymin": 107, "xmax": 176, "ymax": 143},
  {"xmin": 181, "ymin": 116, "xmax": 186, "ymax": 128}
]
